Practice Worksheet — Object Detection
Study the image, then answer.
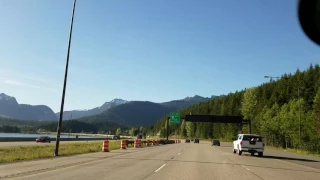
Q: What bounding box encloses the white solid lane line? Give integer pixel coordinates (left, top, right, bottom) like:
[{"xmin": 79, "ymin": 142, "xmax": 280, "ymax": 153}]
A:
[{"xmin": 154, "ymin": 164, "xmax": 166, "ymax": 172}]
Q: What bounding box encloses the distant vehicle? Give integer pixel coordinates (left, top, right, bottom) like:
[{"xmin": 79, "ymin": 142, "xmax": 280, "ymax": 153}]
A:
[
  {"xmin": 112, "ymin": 135, "xmax": 120, "ymax": 140},
  {"xmin": 36, "ymin": 136, "xmax": 51, "ymax": 143},
  {"xmin": 194, "ymin": 138, "xmax": 199, "ymax": 143},
  {"xmin": 212, "ymin": 139, "xmax": 220, "ymax": 146},
  {"xmin": 233, "ymin": 134, "xmax": 264, "ymax": 157},
  {"xmin": 185, "ymin": 139, "xmax": 190, "ymax": 143},
  {"xmin": 136, "ymin": 134, "xmax": 143, "ymax": 139}
]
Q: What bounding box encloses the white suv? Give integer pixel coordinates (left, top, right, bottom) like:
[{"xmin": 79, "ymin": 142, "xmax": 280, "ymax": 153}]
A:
[{"xmin": 233, "ymin": 134, "xmax": 265, "ymax": 157}]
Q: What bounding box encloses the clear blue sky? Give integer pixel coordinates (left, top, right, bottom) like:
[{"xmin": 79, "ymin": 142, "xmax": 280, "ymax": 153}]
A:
[{"xmin": 0, "ymin": 0, "xmax": 319, "ymax": 112}]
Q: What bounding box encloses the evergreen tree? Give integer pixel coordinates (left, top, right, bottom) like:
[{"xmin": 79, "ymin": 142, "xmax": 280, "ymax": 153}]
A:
[
  {"xmin": 185, "ymin": 122, "xmax": 195, "ymax": 138},
  {"xmin": 116, "ymin": 128, "xmax": 122, "ymax": 136},
  {"xmin": 180, "ymin": 120, "xmax": 187, "ymax": 137},
  {"xmin": 151, "ymin": 64, "xmax": 320, "ymax": 153}
]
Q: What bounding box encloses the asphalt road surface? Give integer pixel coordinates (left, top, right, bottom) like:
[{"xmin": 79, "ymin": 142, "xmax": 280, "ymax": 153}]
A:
[
  {"xmin": 0, "ymin": 140, "xmax": 104, "ymax": 147},
  {"xmin": 0, "ymin": 141, "xmax": 319, "ymax": 180}
]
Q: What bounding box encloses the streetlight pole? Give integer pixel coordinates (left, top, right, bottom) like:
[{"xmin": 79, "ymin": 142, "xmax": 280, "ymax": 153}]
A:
[
  {"xmin": 54, "ymin": 0, "xmax": 77, "ymax": 157},
  {"xmin": 298, "ymin": 87, "xmax": 301, "ymax": 147},
  {"xmin": 166, "ymin": 116, "xmax": 169, "ymax": 140}
]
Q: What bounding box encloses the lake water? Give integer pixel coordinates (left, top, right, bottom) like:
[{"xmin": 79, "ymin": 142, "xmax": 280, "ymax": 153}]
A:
[{"xmin": 0, "ymin": 133, "xmax": 102, "ymax": 138}]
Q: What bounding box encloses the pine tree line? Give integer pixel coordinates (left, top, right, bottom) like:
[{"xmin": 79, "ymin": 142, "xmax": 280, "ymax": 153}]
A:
[{"xmin": 152, "ymin": 64, "xmax": 320, "ymax": 153}]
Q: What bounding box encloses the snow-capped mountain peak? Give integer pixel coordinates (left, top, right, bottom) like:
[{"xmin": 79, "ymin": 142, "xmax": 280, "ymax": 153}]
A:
[
  {"xmin": 183, "ymin": 95, "xmax": 206, "ymax": 101},
  {"xmin": 111, "ymin": 98, "xmax": 128, "ymax": 105},
  {"xmin": 98, "ymin": 98, "xmax": 128, "ymax": 109}
]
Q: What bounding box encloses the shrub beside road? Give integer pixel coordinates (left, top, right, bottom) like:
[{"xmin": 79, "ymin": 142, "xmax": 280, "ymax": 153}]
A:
[{"xmin": 0, "ymin": 141, "xmax": 121, "ymax": 163}]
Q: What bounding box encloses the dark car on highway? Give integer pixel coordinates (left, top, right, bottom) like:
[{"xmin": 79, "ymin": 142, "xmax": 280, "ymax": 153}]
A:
[
  {"xmin": 185, "ymin": 139, "xmax": 190, "ymax": 143},
  {"xmin": 136, "ymin": 134, "xmax": 143, "ymax": 139},
  {"xmin": 36, "ymin": 136, "xmax": 51, "ymax": 143},
  {"xmin": 113, "ymin": 135, "xmax": 120, "ymax": 140},
  {"xmin": 212, "ymin": 139, "xmax": 220, "ymax": 146},
  {"xmin": 194, "ymin": 138, "xmax": 200, "ymax": 143}
]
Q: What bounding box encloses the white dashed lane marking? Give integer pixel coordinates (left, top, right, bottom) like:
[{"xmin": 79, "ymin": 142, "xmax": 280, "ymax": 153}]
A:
[{"xmin": 154, "ymin": 164, "xmax": 166, "ymax": 172}]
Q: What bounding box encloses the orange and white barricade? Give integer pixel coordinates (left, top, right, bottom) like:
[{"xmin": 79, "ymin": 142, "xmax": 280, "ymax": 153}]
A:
[
  {"xmin": 120, "ymin": 140, "xmax": 127, "ymax": 150},
  {"xmin": 134, "ymin": 139, "xmax": 139, "ymax": 148},
  {"xmin": 102, "ymin": 140, "xmax": 109, "ymax": 152},
  {"xmin": 139, "ymin": 139, "xmax": 142, "ymax": 148}
]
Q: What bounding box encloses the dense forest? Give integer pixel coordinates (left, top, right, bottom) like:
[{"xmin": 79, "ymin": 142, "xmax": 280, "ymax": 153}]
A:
[
  {"xmin": 0, "ymin": 117, "xmax": 49, "ymax": 126},
  {"xmin": 0, "ymin": 116, "xmax": 129, "ymax": 134},
  {"xmin": 0, "ymin": 117, "xmax": 50, "ymax": 133},
  {"xmin": 0, "ymin": 125, "xmax": 20, "ymax": 133},
  {"xmin": 152, "ymin": 64, "xmax": 320, "ymax": 153},
  {"xmin": 39, "ymin": 119, "xmax": 128, "ymax": 134}
]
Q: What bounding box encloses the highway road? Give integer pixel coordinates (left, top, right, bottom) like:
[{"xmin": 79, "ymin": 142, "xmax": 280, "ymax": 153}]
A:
[
  {"xmin": 0, "ymin": 141, "xmax": 319, "ymax": 180},
  {"xmin": 0, "ymin": 140, "xmax": 103, "ymax": 147}
]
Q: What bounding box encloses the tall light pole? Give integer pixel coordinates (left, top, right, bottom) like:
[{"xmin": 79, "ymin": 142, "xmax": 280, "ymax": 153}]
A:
[
  {"xmin": 264, "ymin": 76, "xmax": 280, "ymax": 81},
  {"xmin": 264, "ymin": 75, "xmax": 302, "ymax": 146},
  {"xmin": 54, "ymin": 0, "xmax": 77, "ymax": 157},
  {"xmin": 298, "ymin": 87, "xmax": 301, "ymax": 147}
]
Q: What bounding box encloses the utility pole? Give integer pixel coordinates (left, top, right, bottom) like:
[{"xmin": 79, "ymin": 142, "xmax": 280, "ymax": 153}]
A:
[
  {"xmin": 298, "ymin": 87, "xmax": 301, "ymax": 147},
  {"xmin": 166, "ymin": 117, "xmax": 169, "ymax": 140},
  {"xmin": 54, "ymin": 0, "xmax": 77, "ymax": 157}
]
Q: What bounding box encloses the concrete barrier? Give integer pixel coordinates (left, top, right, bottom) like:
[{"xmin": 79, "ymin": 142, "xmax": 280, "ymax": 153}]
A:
[{"xmin": 0, "ymin": 137, "xmax": 113, "ymax": 142}]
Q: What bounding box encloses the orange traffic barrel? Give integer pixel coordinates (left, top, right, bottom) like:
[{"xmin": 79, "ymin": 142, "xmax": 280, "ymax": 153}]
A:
[
  {"xmin": 120, "ymin": 140, "xmax": 127, "ymax": 150},
  {"xmin": 102, "ymin": 140, "xmax": 109, "ymax": 152},
  {"xmin": 152, "ymin": 140, "xmax": 156, "ymax": 146},
  {"xmin": 146, "ymin": 140, "xmax": 150, "ymax": 147},
  {"xmin": 134, "ymin": 139, "xmax": 139, "ymax": 148},
  {"xmin": 138, "ymin": 139, "xmax": 142, "ymax": 148}
]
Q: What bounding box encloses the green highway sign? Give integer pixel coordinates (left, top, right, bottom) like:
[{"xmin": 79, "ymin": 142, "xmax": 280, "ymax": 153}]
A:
[{"xmin": 170, "ymin": 112, "xmax": 180, "ymax": 124}]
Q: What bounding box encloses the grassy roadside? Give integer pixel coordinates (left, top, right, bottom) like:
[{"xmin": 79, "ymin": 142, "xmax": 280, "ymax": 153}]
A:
[
  {"xmin": 0, "ymin": 139, "xmax": 162, "ymax": 163},
  {"xmin": 0, "ymin": 140, "xmax": 123, "ymax": 163},
  {"xmin": 265, "ymin": 146, "xmax": 320, "ymax": 157}
]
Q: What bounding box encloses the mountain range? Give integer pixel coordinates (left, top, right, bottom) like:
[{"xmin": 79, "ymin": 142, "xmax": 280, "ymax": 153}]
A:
[
  {"xmin": 59, "ymin": 95, "xmax": 215, "ymax": 121},
  {"xmin": 0, "ymin": 93, "xmax": 221, "ymax": 126},
  {"xmin": 0, "ymin": 93, "xmax": 57, "ymax": 121},
  {"xmin": 76, "ymin": 101, "xmax": 178, "ymax": 126},
  {"xmin": 55, "ymin": 98, "xmax": 129, "ymax": 120}
]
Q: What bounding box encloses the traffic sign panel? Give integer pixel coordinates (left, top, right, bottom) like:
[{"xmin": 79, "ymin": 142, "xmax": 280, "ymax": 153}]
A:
[{"xmin": 170, "ymin": 112, "xmax": 180, "ymax": 124}]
